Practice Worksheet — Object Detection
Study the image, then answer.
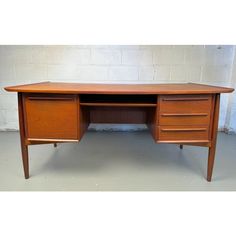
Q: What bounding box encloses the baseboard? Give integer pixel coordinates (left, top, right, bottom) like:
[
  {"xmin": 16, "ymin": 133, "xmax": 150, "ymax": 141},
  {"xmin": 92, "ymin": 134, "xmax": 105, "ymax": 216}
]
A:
[{"xmin": 223, "ymin": 127, "xmax": 236, "ymax": 135}]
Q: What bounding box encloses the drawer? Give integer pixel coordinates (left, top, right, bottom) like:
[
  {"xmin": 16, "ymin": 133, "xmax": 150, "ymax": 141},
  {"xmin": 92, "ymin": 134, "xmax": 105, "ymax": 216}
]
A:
[
  {"xmin": 24, "ymin": 94, "xmax": 78, "ymax": 140},
  {"xmin": 159, "ymin": 95, "xmax": 212, "ymax": 113},
  {"xmin": 159, "ymin": 112, "xmax": 210, "ymax": 125},
  {"xmin": 157, "ymin": 125, "xmax": 209, "ymax": 141}
]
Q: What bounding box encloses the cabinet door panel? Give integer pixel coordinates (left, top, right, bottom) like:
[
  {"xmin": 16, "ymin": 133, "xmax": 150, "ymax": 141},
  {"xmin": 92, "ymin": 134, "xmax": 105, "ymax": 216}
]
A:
[{"xmin": 24, "ymin": 94, "xmax": 78, "ymax": 140}]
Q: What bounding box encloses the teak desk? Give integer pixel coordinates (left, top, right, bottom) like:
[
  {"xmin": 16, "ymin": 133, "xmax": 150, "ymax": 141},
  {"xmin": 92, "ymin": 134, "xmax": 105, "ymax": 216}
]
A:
[{"xmin": 5, "ymin": 82, "xmax": 234, "ymax": 181}]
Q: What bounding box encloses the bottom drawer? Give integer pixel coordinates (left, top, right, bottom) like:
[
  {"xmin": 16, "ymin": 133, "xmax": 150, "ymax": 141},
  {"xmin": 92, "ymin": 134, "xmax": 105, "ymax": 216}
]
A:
[{"xmin": 157, "ymin": 125, "xmax": 209, "ymax": 142}]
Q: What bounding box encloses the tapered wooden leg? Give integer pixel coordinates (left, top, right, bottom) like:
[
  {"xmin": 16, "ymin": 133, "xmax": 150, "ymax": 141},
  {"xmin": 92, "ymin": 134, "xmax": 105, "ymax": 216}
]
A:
[
  {"xmin": 207, "ymin": 94, "xmax": 220, "ymax": 182},
  {"xmin": 21, "ymin": 144, "xmax": 29, "ymax": 179},
  {"xmin": 207, "ymin": 146, "xmax": 216, "ymax": 182},
  {"xmin": 179, "ymin": 145, "xmax": 183, "ymax": 149},
  {"xmin": 18, "ymin": 92, "xmax": 29, "ymax": 179}
]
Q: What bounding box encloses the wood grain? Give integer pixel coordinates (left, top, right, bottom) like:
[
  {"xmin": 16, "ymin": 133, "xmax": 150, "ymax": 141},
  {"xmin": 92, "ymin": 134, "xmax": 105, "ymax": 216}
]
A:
[
  {"xmin": 80, "ymin": 102, "xmax": 156, "ymax": 107},
  {"xmin": 4, "ymin": 82, "xmax": 234, "ymax": 94},
  {"xmin": 18, "ymin": 93, "xmax": 29, "ymax": 179},
  {"xmin": 207, "ymin": 94, "xmax": 220, "ymax": 181},
  {"xmin": 24, "ymin": 94, "xmax": 78, "ymax": 139},
  {"xmin": 157, "ymin": 125, "xmax": 209, "ymax": 141},
  {"xmin": 159, "ymin": 95, "xmax": 212, "ymax": 113},
  {"xmin": 159, "ymin": 113, "xmax": 210, "ymax": 126},
  {"xmin": 90, "ymin": 107, "xmax": 147, "ymax": 124}
]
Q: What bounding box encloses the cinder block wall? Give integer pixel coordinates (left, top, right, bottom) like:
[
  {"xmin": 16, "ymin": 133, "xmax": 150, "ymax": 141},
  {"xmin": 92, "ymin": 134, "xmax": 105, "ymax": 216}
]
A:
[
  {"xmin": 225, "ymin": 54, "xmax": 236, "ymax": 133},
  {"xmin": 0, "ymin": 45, "xmax": 235, "ymax": 131}
]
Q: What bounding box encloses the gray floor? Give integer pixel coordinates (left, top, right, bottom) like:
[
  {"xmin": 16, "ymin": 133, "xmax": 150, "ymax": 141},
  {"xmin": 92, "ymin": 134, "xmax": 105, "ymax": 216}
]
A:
[{"xmin": 0, "ymin": 131, "xmax": 236, "ymax": 191}]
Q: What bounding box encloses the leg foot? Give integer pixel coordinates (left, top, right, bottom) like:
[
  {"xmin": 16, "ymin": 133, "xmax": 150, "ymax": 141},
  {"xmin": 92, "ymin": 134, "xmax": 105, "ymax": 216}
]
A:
[
  {"xmin": 54, "ymin": 143, "xmax": 57, "ymax": 148},
  {"xmin": 180, "ymin": 145, "xmax": 183, "ymax": 149}
]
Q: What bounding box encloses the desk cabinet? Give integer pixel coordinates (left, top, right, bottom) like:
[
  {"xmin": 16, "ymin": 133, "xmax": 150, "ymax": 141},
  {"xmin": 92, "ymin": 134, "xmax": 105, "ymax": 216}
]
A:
[
  {"xmin": 157, "ymin": 94, "xmax": 212, "ymax": 143},
  {"xmin": 4, "ymin": 82, "xmax": 234, "ymax": 181}
]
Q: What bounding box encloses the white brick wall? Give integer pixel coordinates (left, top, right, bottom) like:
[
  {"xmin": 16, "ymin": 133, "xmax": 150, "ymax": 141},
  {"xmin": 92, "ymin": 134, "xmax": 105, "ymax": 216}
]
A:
[
  {"xmin": 225, "ymin": 55, "xmax": 236, "ymax": 133},
  {"xmin": 109, "ymin": 66, "xmax": 138, "ymax": 81},
  {"xmin": 122, "ymin": 49, "xmax": 153, "ymax": 65},
  {"xmin": 91, "ymin": 49, "xmax": 121, "ymax": 65},
  {"xmin": 0, "ymin": 45, "xmax": 235, "ymax": 131}
]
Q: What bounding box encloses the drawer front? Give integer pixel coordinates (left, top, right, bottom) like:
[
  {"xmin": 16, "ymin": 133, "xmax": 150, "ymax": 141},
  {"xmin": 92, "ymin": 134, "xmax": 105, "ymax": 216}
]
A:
[
  {"xmin": 157, "ymin": 125, "xmax": 209, "ymax": 141},
  {"xmin": 159, "ymin": 113, "xmax": 210, "ymax": 125},
  {"xmin": 159, "ymin": 95, "xmax": 212, "ymax": 113},
  {"xmin": 24, "ymin": 94, "xmax": 78, "ymax": 139}
]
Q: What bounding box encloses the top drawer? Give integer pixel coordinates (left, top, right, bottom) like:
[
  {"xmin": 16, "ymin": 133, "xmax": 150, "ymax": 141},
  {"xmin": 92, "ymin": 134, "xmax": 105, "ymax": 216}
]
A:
[{"xmin": 159, "ymin": 95, "xmax": 212, "ymax": 113}]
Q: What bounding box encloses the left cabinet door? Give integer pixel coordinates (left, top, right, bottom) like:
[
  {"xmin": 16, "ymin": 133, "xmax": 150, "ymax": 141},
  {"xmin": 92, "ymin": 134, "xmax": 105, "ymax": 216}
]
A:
[{"xmin": 24, "ymin": 94, "xmax": 78, "ymax": 140}]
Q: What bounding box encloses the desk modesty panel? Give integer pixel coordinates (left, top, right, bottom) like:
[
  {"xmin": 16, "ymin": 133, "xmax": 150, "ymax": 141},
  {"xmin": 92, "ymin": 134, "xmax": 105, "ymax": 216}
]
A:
[{"xmin": 5, "ymin": 82, "xmax": 234, "ymax": 181}]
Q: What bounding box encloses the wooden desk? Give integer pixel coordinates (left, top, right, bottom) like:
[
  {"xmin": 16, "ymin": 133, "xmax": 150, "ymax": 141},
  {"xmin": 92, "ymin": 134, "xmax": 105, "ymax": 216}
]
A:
[{"xmin": 5, "ymin": 82, "xmax": 234, "ymax": 181}]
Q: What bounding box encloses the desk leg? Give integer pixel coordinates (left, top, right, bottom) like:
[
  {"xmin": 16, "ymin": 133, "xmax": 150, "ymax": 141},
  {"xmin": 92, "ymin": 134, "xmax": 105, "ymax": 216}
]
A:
[
  {"xmin": 179, "ymin": 145, "xmax": 183, "ymax": 149},
  {"xmin": 20, "ymin": 143, "xmax": 29, "ymax": 179},
  {"xmin": 207, "ymin": 145, "xmax": 216, "ymax": 182},
  {"xmin": 207, "ymin": 94, "xmax": 220, "ymax": 182},
  {"xmin": 18, "ymin": 93, "xmax": 29, "ymax": 179}
]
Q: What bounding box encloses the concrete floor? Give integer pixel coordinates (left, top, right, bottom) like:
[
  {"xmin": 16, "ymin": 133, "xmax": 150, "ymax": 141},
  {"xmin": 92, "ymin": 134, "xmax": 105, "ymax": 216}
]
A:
[{"xmin": 0, "ymin": 131, "xmax": 236, "ymax": 191}]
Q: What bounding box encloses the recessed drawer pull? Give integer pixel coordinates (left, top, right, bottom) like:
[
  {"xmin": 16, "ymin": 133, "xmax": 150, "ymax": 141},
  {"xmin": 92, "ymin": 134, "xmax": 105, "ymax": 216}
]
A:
[
  {"xmin": 161, "ymin": 128, "xmax": 207, "ymax": 132},
  {"xmin": 161, "ymin": 113, "xmax": 208, "ymax": 117},
  {"xmin": 28, "ymin": 97, "xmax": 75, "ymax": 101},
  {"xmin": 162, "ymin": 97, "xmax": 209, "ymax": 101}
]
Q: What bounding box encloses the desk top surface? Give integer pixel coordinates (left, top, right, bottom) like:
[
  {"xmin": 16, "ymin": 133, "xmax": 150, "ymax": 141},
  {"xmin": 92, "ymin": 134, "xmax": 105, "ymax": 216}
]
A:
[{"xmin": 5, "ymin": 82, "xmax": 234, "ymax": 94}]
